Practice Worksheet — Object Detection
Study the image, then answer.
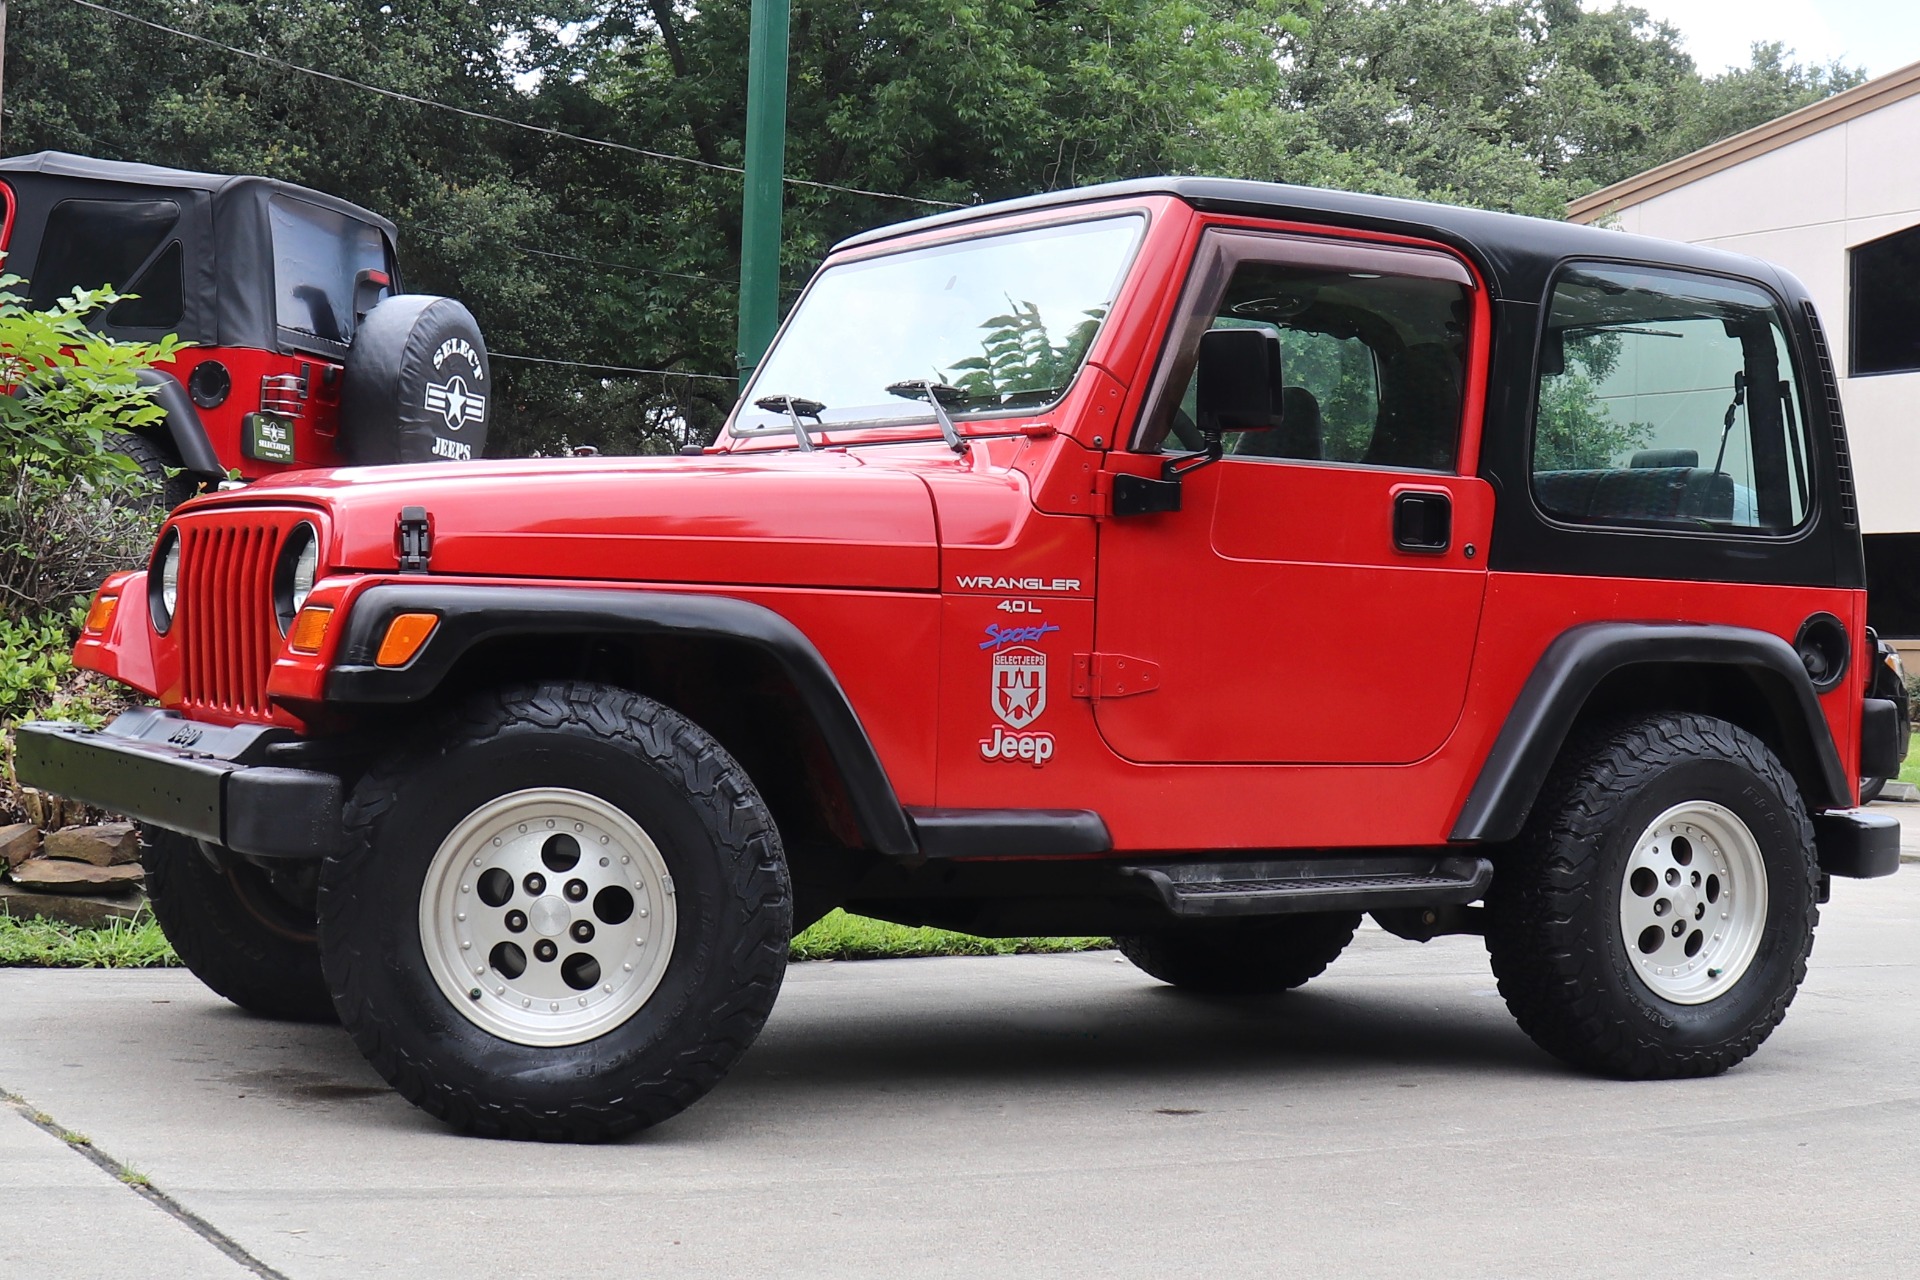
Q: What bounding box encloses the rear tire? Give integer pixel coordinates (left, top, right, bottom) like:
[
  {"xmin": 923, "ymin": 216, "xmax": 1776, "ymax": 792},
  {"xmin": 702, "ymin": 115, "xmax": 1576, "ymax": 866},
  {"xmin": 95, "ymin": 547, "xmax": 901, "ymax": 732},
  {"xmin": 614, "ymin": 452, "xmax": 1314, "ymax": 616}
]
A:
[
  {"xmin": 1859, "ymin": 775, "xmax": 1888, "ymax": 804},
  {"xmin": 140, "ymin": 827, "xmax": 334, "ymax": 1022},
  {"xmin": 319, "ymin": 682, "xmax": 791, "ymax": 1141},
  {"xmin": 1115, "ymin": 912, "xmax": 1361, "ymax": 994},
  {"xmin": 1484, "ymin": 713, "xmax": 1818, "ymax": 1079},
  {"xmin": 108, "ymin": 432, "xmax": 199, "ymax": 509}
]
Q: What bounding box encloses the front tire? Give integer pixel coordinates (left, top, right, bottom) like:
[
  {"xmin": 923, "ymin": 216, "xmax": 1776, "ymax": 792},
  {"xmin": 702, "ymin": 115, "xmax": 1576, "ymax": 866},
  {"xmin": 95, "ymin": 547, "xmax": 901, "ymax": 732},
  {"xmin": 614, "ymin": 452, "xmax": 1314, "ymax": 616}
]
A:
[
  {"xmin": 141, "ymin": 827, "xmax": 334, "ymax": 1021},
  {"xmin": 1484, "ymin": 713, "xmax": 1818, "ymax": 1079},
  {"xmin": 319, "ymin": 682, "xmax": 791, "ymax": 1141},
  {"xmin": 1115, "ymin": 912, "xmax": 1361, "ymax": 994}
]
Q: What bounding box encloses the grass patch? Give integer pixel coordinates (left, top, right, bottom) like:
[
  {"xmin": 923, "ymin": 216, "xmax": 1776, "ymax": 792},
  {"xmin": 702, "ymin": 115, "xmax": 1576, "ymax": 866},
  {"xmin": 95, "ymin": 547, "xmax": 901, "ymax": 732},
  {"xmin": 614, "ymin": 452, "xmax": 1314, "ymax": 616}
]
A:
[
  {"xmin": 0, "ymin": 906, "xmax": 1107, "ymax": 967},
  {"xmin": 0, "ymin": 912, "xmax": 178, "ymax": 968},
  {"xmin": 789, "ymin": 909, "xmax": 1108, "ymax": 961}
]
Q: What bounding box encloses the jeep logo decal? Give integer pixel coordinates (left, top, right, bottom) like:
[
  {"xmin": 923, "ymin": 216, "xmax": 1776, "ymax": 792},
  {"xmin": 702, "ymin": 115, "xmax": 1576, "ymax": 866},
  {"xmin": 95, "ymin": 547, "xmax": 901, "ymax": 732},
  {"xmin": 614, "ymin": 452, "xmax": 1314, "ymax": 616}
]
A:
[{"xmin": 991, "ymin": 646, "xmax": 1047, "ymax": 729}]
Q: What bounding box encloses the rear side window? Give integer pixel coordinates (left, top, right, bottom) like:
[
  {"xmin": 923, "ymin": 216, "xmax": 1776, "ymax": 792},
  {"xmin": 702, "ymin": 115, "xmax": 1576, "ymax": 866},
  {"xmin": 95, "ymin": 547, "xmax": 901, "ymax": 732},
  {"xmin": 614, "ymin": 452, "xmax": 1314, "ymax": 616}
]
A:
[
  {"xmin": 28, "ymin": 197, "xmax": 183, "ymax": 327},
  {"xmin": 270, "ymin": 195, "xmax": 388, "ymax": 348},
  {"xmin": 1532, "ymin": 265, "xmax": 1814, "ymax": 533}
]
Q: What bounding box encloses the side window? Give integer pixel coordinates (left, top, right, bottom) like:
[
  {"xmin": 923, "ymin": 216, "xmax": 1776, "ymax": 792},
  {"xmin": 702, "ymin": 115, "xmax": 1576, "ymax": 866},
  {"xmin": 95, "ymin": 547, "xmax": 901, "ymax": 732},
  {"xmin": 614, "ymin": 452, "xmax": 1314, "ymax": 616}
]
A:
[
  {"xmin": 27, "ymin": 198, "xmax": 182, "ymax": 319},
  {"xmin": 1152, "ymin": 240, "xmax": 1473, "ymax": 473},
  {"xmin": 1532, "ymin": 265, "xmax": 1814, "ymax": 532}
]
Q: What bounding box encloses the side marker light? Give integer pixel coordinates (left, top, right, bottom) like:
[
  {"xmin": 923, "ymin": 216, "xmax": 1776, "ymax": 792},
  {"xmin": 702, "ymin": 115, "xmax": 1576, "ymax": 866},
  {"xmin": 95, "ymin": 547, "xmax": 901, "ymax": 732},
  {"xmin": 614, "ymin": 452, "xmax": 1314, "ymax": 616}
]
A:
[
  {"xmin": 376, "ymin": 612, "xmax": 440, "ymax": 668},
  {"xmin": 288, "ymin": 606, "xmax": 335, "ymax": 654},
  {"xmin": 84, "ymin": 593, "xmax": 119, "ymax": 634}
]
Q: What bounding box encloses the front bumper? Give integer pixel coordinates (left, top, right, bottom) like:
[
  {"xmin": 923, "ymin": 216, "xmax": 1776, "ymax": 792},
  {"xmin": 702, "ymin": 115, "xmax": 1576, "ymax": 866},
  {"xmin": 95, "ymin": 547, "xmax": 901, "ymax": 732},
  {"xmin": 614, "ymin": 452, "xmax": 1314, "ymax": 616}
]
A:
[
  {"xmin": 13, "ymin": 710, "xmax": 345, "ymax": 859},
  {"xmin": 1814, "ymin": 808, "xmax": 1902, "ymax": 879}
]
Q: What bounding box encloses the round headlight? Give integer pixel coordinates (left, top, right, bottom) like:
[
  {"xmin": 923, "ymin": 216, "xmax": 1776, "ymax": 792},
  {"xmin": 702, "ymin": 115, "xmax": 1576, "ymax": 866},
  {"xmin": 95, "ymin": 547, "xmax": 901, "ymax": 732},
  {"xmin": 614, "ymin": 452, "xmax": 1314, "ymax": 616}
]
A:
[
  {"xmin": 275, "ymin": 523, "xmax": 320, "ymax": 633},
  {"xmin": 149, "ymin": 528, "xmax": 181, "ymax": 633}
]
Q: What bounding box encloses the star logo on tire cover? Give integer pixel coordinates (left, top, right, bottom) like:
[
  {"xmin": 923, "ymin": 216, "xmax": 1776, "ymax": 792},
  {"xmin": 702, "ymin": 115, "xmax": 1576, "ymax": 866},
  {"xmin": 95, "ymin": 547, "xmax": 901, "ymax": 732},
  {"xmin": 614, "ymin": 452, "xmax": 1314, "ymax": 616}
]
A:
[{"xmin": 425, "ymin": 375, "xmax": 487, "ymax": 432}]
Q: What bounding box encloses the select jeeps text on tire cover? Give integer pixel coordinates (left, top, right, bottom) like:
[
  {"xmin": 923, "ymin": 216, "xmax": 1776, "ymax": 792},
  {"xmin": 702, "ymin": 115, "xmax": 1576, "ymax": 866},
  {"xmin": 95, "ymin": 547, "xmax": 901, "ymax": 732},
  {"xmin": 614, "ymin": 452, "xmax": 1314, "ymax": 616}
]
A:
[
  {"xmin": 18, "ymin": 178, "xmax": 1906, "ymax": 1141},
  {"xmin": 0, "ymin": 152, "xmax": 490, "ymax": 506}
]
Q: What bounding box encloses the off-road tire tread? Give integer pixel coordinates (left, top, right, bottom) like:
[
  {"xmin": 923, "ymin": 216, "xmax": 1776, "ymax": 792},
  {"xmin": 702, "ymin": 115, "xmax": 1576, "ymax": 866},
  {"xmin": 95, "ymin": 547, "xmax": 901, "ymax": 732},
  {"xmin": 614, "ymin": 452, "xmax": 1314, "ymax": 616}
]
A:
[
  {"xmin": 1114, "ymin": 912, "xmax": 1362, "ymax": 994},
  {"xmin": 140, "ymin": 827, "xmax": 335, "ymax": 1022},
  {"xmin": 108, "ymin": 431, "xmax": 199, "ymax": 509},
  {"xmin": 321, "ymin": 682, "xmax": 791, "ymax": 1142},
  {"xmin": 1484, "ymin": 712, "xmax": 1819, "ymax": 1079}
]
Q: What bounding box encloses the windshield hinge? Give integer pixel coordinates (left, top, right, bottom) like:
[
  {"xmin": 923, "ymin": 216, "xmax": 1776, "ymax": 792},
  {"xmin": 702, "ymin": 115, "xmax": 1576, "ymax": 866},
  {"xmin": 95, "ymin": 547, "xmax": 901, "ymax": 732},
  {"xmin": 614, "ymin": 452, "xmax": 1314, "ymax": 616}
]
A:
[
  {"xmin": 396, "ymin": 506, "xmax": 433, "ymax": 573},
  {"xmin": 1072, "ymin": 653, "xmax": 1162, "ymax": 701}
]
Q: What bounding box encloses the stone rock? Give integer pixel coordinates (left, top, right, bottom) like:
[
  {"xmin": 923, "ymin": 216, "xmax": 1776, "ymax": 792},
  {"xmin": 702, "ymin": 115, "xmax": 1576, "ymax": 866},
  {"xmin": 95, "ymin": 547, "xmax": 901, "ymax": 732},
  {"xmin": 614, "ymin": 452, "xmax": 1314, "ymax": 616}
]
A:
[
  {"xmin": 0, "ymin": 882, "xmax": 147, "ymax": 928},
  {"xmin": 42, "ymin": 822, "xmax": 140, "ymax": 867},
  {"xmin": 7, "ymin": 858, "xmax": 144, "ymax": 892},
  {"xmin": 0, "ymin": 822, "xmax": 39, "ymax": 868}
]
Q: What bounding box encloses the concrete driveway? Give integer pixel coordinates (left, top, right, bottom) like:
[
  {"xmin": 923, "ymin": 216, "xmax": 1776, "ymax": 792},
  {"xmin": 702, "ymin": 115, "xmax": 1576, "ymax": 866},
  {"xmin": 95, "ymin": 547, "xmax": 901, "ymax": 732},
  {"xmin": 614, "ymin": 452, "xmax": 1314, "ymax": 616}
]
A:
[{"xmin": 5, "ymin": 813, "xmax": 1920, "ymax": 1279}]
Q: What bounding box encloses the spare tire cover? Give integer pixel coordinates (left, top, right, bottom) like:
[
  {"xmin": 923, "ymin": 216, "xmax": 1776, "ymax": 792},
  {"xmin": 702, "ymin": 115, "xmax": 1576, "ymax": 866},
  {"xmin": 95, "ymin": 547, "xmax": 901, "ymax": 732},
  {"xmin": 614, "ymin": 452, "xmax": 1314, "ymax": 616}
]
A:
[{"xmin": 340, "ymin": 294, "xmax": 491, "ymax": 465}]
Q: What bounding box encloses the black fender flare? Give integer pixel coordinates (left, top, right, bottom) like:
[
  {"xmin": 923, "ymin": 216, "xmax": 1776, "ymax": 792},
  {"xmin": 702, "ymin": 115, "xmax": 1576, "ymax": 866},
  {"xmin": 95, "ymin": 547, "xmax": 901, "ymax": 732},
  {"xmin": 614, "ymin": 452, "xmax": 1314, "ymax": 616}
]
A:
[
  {"xmin": 1451, "ymin": 622, "xmax": 1850, "ymax": 843},
  {"xmin": 136, "ymin": 368, "xmax": 223, "ymax": 477},
  {"xmin": 325, "ymin": 583, "xmax": 919, "ymax": 857}
]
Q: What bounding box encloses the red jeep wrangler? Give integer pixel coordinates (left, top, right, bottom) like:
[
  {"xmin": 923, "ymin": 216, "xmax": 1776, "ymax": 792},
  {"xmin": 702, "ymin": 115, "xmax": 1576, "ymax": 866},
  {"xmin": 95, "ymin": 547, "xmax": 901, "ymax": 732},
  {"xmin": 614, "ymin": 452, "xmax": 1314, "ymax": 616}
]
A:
[
  {"xmin": 0, "ymin": 152, "xmax": 490, "ymax": 504},
  {"xmin": 18, "ymin": 178, "xmax": 1905, "ymax": 1141}
]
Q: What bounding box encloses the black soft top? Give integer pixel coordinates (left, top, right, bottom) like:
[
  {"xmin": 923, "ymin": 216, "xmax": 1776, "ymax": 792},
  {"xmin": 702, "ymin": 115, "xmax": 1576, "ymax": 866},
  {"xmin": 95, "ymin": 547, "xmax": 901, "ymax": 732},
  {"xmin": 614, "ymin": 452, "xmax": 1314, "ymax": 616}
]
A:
[
  {"xmin": 835, "ymin": 176, "xmax": 1795, "ymax": 305},
  {"xmin": 0, "ymin": 151, "xmax": 398, "ymax": 352}
]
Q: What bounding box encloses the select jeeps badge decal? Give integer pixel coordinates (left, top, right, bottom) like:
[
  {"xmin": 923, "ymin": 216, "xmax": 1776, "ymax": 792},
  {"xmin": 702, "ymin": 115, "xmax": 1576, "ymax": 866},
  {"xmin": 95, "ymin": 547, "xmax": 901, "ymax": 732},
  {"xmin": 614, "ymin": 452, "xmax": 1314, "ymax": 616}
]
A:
[
  {"xmin": 991, "ymin": 646, "xmax": 1047, "ymax": 728},
  {"xmin": 425, "ymin": 375, "xmax": 486, "ymax": 434},
  {"xmin": 981, "ymin": 643, "xmax": 1054, "ymax": 766}
]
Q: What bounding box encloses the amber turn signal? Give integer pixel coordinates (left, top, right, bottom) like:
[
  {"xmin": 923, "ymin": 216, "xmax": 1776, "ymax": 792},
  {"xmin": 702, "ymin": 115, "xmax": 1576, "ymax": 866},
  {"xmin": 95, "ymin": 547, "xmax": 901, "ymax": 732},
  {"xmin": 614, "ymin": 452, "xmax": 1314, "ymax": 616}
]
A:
[
  {"xmin": 288, "ymin": 605, "xmax": 335, "ymax": 654},
  {"xmin": 83, "ymin": 593, "xmax": 118, "ymax": 634},
  {"xmin": 375, "ymin": 612, "xmax": 439, "ymax": 668}
]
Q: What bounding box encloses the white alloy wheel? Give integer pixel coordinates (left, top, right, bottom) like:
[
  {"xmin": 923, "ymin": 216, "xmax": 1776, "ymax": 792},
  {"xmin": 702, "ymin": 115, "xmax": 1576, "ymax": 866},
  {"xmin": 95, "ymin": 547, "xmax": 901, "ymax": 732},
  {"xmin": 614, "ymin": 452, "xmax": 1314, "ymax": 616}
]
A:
[
  {"xmin": 1618, "ymin": 800, "xmax": 1768, "ymax": 1005},
  {"xmin": 419, "ymin": 787, "xmax": 677, "ymax": 1047}
]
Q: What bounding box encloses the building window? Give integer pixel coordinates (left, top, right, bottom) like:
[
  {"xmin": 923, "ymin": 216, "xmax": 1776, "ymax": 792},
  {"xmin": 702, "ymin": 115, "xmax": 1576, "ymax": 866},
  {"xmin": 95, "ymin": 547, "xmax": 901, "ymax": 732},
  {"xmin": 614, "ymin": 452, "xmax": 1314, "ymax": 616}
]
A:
[{"xmin": 1851, "ymin": 223, "xmax": 1920, "ymax": 376}]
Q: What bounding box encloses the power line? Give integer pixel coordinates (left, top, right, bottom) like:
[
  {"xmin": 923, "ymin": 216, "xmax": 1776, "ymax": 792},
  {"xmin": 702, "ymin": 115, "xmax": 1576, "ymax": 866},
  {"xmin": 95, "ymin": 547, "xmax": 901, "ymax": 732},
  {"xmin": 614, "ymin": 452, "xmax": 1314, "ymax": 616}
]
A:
[
  {"xmin": 407, "ymin": 222, "xmax": 727, "ymax": 286},
  {"xmin": 491, "ymin": 351, "xmax": 734, "ymax": 381},
  {"xmin": 64, "ymin": 0, "xmax": 963, "ymax": 209}
]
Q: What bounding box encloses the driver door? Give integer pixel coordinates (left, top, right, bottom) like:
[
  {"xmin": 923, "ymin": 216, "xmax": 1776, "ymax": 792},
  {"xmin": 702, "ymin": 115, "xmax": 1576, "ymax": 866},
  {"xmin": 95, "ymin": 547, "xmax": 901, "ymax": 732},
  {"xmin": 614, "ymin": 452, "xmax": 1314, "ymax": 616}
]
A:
[{"xmin": 1092, "ymin": 228, "xmax": 1493, "ymax": 765}]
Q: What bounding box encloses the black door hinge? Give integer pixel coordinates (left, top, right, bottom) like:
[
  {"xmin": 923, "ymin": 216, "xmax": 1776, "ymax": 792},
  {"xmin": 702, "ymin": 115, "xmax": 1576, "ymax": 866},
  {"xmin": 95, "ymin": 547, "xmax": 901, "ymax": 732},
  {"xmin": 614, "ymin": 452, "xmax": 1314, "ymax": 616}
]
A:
[{"xmin": 396, "ymin": 506, "xmax": 433, "ymax": 572}]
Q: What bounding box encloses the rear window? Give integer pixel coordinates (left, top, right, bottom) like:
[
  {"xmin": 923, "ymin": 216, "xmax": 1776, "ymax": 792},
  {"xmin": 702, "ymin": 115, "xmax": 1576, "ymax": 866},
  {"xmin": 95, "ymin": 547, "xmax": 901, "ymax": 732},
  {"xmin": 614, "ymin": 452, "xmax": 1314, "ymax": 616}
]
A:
[
  {"xmin": 1531, "ymin": 264, "xmax": 1814, "ymax": 533},
  {"xmin": 270, "ymin": 195, "xmax": 388, "ymax": 348},
  {"xmin": 28, "ymin": 197, "xmax": 184, "ymax": 329}
]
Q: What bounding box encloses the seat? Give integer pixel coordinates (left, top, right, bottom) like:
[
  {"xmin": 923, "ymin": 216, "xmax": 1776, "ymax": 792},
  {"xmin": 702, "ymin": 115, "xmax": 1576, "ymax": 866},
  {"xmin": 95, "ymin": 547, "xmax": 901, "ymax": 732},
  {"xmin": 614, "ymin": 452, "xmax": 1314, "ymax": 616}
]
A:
[{"xmin": 1236, "ymin": 386, "xmax": 1322, "ymax": 460}]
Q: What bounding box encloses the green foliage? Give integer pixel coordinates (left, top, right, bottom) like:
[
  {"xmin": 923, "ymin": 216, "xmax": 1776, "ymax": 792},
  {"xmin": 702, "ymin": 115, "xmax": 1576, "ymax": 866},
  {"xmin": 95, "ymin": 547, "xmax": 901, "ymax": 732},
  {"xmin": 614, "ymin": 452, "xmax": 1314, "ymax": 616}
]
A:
[
  {"xmin": 0, "ymin": 906, "xmax": 1104, "ymax": 968},
  {"xmin": 789, "ymin": 909, "xmax": 1109, "ymax": 961},
  {"xmin": 0, "ymin": 273, "xmax": 182, "ymax": 481},
  {"xmin": 0, "ymin": 610, "xmax": 79, "ymax": 725},
  {"xmin": 947, "ymin": 302, "xmax": 1105, "ymax": 404},
  {"xmin": 0, "ymin": 912, "xmax": 179, "ymax": 968},
  {"xmin": 0, "ymin": 276, "xmax": 170, "ymax": 624}
]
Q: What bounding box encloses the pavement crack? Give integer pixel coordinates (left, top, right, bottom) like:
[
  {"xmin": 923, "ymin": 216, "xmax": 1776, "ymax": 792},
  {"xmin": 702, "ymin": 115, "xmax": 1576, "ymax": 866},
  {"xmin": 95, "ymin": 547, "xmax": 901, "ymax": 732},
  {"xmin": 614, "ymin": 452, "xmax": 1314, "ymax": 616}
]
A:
[{"xmin": 3, "ymin": 1087, "xmax": 290, "ymax": 1280}]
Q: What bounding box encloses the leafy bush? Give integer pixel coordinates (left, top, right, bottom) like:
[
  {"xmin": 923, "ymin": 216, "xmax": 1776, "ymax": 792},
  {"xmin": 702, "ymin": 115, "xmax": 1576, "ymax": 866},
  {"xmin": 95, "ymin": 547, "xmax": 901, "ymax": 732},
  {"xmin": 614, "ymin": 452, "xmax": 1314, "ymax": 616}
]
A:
[{"xmin": 0, "ymin": 270, "xmax": 179, "ymax": 623}]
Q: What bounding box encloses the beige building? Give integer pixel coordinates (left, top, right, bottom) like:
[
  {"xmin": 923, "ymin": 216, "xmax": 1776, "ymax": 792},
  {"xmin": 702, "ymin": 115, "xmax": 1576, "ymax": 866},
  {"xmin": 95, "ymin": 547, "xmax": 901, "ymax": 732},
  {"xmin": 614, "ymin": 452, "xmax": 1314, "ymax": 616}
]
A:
[{"xmin": 1571, "ymin": 61, "xmax": 1920, "ymax": 635}]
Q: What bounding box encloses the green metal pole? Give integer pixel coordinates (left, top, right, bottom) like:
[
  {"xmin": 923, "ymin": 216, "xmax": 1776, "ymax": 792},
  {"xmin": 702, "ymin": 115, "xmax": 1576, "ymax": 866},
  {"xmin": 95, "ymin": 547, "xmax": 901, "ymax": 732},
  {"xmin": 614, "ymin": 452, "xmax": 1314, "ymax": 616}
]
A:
[{"xmin": 736, "ymin": 0, "xmax": 791, "ymax": 387}]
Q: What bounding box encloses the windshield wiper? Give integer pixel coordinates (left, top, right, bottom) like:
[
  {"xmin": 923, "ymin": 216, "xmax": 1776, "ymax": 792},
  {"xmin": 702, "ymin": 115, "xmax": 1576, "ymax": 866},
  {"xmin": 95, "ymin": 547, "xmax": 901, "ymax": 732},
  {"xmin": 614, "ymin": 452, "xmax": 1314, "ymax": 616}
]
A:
[
  {"xmin": 884, "ymin": 380, "xmax": 968, "ymax": 453},
  {"xmin": 752, "ymin": 394, "xmax": 826, "ymax": 452}
]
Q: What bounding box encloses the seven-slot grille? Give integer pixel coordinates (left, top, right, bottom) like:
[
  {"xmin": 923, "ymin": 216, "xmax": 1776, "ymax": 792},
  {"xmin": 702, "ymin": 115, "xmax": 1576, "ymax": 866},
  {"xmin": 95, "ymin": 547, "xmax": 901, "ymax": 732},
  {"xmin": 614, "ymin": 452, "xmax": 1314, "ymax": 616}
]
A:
[{"xmin": 176, "ymin": 518, "xmax": 287, "ymax": 720}]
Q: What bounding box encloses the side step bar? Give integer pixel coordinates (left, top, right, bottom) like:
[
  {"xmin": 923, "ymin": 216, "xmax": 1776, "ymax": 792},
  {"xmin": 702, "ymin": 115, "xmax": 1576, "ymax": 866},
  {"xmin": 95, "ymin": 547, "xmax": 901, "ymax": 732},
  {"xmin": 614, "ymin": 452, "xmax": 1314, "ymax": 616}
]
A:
[{"xmin": 1121, "ymin": 854, "xmax": 1493, "ymax": 919}]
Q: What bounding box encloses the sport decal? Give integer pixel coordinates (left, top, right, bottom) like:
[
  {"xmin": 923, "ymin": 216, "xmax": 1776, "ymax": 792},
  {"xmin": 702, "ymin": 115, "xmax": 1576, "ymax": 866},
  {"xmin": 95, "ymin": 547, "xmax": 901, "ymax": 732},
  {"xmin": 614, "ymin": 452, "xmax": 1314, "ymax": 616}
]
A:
[
  {"xmin": 991, "ymin": 645, "xmax": 1047, "ymax": 729},
  {"xmin": 425, "ymin": 375, "xmax": 487, "ymax": 433},
  {"xmin": 980, "ymin": 622, "xmax": 1060, "ymax": 650}
]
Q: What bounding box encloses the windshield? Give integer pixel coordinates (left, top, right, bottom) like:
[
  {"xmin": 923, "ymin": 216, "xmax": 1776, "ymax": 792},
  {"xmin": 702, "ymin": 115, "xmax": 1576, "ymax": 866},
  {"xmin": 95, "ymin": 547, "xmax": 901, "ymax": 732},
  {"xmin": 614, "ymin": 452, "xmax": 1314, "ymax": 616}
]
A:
[{"xmin": 734, "ymin": 214, "xmax": 1145, "ymax": 436}]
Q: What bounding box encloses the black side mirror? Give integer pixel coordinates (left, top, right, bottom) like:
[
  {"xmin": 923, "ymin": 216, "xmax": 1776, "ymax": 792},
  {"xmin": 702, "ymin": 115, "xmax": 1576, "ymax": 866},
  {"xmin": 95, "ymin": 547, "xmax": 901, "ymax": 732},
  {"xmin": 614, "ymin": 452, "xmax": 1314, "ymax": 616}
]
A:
[{"xmin": 1196, "ymin": 327, "xmax": 1284, "ymax": 434}]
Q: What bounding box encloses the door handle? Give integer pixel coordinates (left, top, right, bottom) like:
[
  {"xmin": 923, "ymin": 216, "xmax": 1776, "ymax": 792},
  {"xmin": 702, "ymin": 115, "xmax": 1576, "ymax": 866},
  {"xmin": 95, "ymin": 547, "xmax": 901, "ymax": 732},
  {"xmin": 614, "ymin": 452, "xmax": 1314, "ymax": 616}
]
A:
[{"xmin": 1393, "ymin": 490, "xmax": 1451, "ymax": 553}]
